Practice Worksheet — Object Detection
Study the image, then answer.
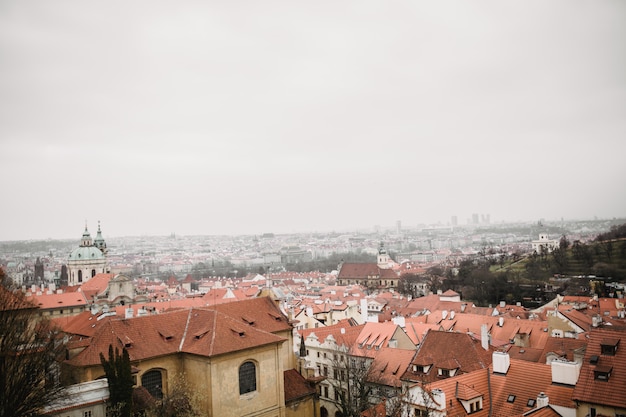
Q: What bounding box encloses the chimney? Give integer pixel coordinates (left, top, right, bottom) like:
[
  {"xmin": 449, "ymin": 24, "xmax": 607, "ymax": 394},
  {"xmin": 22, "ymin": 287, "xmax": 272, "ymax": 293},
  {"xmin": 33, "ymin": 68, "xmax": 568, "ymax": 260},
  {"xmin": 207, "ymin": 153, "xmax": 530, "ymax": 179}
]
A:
[
  {"xmin": 441, "ymin": 310, "xmax": 448, "ymax": 320},
  {"xmin": 492, "ymin": 351, "xmax": 510, "ymax": 374},
  {"xmin": 500, "ymin": 301, "xmax": 506, "ymax": 308},
  {"xmin": 551, "ymin": 358, "xmax": 581, "ymax": 385},
  {"xmin": 125, "ymin": 307, "xmax": 134, "ymax": 319},
  {"xmin": 392, "ymin": 316, "xmax": 406, "ymax": 328},
  {"xmin": 592, "ymin": 315, "xmax": 601, "ymax": 327},
  {"xmin": 450, "ymin": 310, "xmax": 455, "ymax": 320},
  {"xmin": 536, "ymin": 392, "xmax": 548, "ymax": 408},
  {"xmin": 360, "ymin": 298, "xmax": 368, "ymax": 324},
  {"xmin": 498, "ymin": 317, "xmax": 504, "ymax": 327},
  {"xmin": 461, "ymin": 303, "xmax": 467, "ymax": 313},
  {"xmin": 481, "ymin": 324, "xmax": 490, "ymax": 351}
]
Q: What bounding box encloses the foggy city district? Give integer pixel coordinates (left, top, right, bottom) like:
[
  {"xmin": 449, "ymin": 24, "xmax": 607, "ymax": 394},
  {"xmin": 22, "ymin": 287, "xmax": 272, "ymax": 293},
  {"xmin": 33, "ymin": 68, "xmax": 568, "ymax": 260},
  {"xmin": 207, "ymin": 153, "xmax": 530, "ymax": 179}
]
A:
[{"xmin": 1, "ymin": 1, "xmax": 626, "ymax": 417}]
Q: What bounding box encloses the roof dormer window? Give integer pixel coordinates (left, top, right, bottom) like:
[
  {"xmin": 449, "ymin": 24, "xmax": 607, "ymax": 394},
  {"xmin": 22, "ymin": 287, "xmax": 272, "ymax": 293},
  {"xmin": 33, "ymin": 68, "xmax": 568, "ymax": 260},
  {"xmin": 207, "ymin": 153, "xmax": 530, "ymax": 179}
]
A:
[
  {"xmin": 594, "ymin": 366, "xmax": 612, "ymax": 381},
  {"xmin": 600, "ymin": 338, "xmax": 619, "ymax": 356}
]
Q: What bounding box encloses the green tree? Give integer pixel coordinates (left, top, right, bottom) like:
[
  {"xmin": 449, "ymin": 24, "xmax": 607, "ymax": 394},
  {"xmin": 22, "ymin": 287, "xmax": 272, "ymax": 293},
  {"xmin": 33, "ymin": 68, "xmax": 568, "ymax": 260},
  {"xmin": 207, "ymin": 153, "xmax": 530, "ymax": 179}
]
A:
[{"xmin": 100, "ymin": 345, "xmax": 134, "ymax": 417}]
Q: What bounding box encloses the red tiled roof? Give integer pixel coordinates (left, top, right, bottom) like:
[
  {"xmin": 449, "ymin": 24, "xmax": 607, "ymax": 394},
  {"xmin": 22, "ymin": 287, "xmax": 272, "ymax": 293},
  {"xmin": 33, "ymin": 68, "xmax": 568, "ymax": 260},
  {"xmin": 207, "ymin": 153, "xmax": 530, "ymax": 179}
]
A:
[
  {"xmin": 300, "ymin": 320, "xmax": 364, "ymax": 348},
  {"xmin": 402, "ymin": 330, "xmax": 492, "ymax": 383},
  {"xmin": 66, "ymin": 297, "xmax": 290, "ymax": 367},
  {"xmin": 79, "ymin": 273, "xmax": 115, "ymax": 299},
  {"xmin": 337, "ymin": 263, "xmax": 399, "ymax": 280},
  {"xmin": 366, "ymin": 348, "xmax": 415, "ymax": 388},
  {"xmin": 0, "ymin": 285, "xmax": 36, "ymax": 311},
  {"xmin": 537, "ymin": 337, "xmax": 587, "ymax": 364},
  {"xmin": 424, "ymin": 358, "xmax": 576, "ymax": 417},
  {"xmin": 572, "ymin": 328, "xmax": 626, "ymax": 409},
  {"xmin": 284, "ymin": 369, "xmax": 316, "ymax": 403},
  {"xmin": 27, "ymin": 291, "xmax": 88, "ymax": 310}
]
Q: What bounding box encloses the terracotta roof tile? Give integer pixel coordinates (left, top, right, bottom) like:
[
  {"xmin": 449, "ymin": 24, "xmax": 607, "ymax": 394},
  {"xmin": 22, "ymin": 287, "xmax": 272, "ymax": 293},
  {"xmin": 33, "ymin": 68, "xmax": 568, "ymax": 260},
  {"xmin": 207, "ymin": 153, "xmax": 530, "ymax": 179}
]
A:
[
  {"xmin": 572, "ymin": 328, "xmax": 626, "ymax": 409},
  {"xmin": 402, "ymin": 330, "xmax": 492, "ymax": 383},
  {"xmin": 366, "ymin": 348, "xmax": 415, "ymax": 388},
  {"xmin": 65, "ymin": 297, "xmax": 290, "ymax": 367},
  {"xmin": 284, "ymin": 369, "xmax": 316, "ymax": 403}
]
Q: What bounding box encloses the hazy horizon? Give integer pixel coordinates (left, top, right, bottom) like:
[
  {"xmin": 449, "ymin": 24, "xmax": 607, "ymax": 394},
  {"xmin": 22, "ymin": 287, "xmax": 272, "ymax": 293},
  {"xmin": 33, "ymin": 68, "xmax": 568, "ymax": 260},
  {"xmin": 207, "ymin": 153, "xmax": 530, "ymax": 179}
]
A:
[{"xmin": 1, "ymin": 1, "xmax": 625, "ymax": 241}]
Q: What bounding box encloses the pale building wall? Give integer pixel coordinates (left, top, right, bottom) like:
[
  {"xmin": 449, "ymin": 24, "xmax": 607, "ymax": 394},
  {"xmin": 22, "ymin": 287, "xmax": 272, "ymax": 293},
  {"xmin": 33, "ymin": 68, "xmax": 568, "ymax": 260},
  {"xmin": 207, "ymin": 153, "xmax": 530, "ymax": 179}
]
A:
[
  {"xmin": 576, "ymin": 403, "xmax": 626, "ymax": 417},
  {"xmin": 205, "ymin": 344, "xmax": 286, "ymax": 417}
]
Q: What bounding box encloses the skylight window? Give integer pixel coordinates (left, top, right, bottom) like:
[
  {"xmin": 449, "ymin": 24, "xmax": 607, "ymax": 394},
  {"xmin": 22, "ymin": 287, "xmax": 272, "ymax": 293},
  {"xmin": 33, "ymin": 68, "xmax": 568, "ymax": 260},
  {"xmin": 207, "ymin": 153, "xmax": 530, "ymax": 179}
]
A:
[
  {"xmin": 527, "ymin": 399, "xmax": 535, "ymax": 407},
  {"xmin": 507, "ymin": 395, "xmax": 515, "ymax": 403}
]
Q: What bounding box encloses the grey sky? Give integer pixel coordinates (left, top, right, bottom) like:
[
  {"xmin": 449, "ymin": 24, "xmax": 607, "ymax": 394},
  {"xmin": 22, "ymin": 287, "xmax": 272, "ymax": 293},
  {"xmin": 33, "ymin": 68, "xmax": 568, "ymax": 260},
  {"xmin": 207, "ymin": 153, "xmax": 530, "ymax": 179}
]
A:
[{"xmin": 1, "ymin": 1, "xmax": 625, "ymax": 240}]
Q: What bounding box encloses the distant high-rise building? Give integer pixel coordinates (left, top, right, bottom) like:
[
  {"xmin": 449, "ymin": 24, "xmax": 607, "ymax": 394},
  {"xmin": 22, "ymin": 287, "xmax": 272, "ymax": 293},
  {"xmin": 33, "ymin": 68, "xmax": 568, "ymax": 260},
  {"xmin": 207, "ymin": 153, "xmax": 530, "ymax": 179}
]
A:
[
  {"xmin": 472, "ymin": 213, "xmax": 479, "ymax": 224},
  {"xmin": 451, "ymin": 215, "xmax": 458, "ymax": 227},
  {"xmin": 396, "ymin": 220, "xmax": 401, "ymax": 234}
]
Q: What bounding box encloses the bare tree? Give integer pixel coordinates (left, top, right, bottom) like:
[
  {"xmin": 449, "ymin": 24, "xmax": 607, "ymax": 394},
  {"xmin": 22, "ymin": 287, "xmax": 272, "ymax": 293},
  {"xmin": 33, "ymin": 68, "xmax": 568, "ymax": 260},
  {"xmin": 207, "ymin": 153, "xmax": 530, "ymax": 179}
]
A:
[
  {"xmin": 0, "ymin": 270, "xmax": 66, "ymax": 417},
  {"xmin": 146, "ymin": 373, "xmax": 202, "ymax": 417},
  {"xmin": 329, "ymin": 351, "xmax": 373, "ymax": 417}
]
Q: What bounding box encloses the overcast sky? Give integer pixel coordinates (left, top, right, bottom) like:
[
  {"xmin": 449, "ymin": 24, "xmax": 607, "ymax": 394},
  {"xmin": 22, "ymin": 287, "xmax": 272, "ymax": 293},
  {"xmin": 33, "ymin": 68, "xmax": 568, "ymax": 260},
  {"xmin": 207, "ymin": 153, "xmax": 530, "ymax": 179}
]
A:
[{"xmin": 1, "ymin": 1, "xmax": 625, "ymax": 241}]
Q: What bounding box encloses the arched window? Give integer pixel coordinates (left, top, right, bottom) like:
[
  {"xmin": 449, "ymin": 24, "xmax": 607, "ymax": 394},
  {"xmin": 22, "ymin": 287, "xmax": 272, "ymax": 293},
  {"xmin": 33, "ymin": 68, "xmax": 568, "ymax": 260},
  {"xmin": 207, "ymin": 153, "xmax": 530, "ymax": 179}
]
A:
[
  {"xmin": 78, "ymin": 270, "xmax": 83, "ymax": 283},
  {"xmin": 239, "ymin": 361, "xmax": 257, "ymax": 395},
  {"xmin": 91, "ymin": 269, "xmax": 96, "ymax": 277},
  {"xmin": 142, "ymin": 369, "xmax": 163, "ymax": 399}
]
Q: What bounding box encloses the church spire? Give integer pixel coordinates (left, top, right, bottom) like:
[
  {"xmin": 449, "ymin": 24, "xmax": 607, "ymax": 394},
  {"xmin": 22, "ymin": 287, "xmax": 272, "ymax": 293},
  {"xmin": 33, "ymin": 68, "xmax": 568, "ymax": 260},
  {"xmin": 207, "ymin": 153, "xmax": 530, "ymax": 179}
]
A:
[
  {"xmin": 94, "ymin": 220, "xmax": 107, "ymax": 254},
  {"xmin": 80, "ymin": 223, "xmax": 93, "ymax": 247}
]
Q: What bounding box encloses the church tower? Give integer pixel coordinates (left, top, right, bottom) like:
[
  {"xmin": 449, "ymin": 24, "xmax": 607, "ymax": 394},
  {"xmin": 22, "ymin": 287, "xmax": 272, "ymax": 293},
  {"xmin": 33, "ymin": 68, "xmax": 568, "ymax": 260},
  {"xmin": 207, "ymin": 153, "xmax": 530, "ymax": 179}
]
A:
[
  {"xmin": 67, "ymin": 223, "xmax": 108, "ymax": 286},
  {"xmin": 93, "ymin": 221, "xmax": 107, "ymax": 255},
  {"xmin": 377, "ymin": 242, "xmax": 391, "ymax": 268}
]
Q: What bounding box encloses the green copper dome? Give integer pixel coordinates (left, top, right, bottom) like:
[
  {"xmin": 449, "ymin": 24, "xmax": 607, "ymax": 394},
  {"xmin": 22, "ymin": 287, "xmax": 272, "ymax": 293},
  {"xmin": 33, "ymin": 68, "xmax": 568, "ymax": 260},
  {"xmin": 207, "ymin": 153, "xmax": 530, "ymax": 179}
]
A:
[{"xmin": 68, "ymin": 245, "xmax": 105, "ymax": 261}]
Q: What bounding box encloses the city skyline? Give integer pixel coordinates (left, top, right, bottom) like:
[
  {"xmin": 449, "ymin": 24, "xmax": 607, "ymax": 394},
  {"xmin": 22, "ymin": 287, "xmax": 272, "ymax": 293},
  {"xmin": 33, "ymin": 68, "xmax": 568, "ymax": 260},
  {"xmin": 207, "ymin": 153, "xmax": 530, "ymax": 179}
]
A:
[{"xmin": 1, "ymin": 1, "xmax": 625, "ymax": 241}]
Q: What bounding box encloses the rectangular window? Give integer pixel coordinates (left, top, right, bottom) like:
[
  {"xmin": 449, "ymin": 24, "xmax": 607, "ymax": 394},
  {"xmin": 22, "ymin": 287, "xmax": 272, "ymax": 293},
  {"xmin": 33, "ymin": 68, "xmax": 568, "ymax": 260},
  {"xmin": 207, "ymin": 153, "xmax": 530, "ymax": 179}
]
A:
[{"xmin": 323, "ymin": 386, "xmax": 329, "ymax": 398}]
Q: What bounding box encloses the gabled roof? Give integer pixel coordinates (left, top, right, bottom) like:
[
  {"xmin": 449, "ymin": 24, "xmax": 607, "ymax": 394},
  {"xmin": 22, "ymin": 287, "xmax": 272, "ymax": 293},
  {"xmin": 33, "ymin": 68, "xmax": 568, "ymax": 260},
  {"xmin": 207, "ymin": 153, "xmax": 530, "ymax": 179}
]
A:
[
  {"xmin": 284, "ymin": 369, "xmax": 316, "ymax": 403},
  {"xmin": 213, "ymin": 296, "xmax": 292, "ymax": 334},
  {"xmin": 79, "ymin": 273, "xmax": 115, "ymax": 299},
  {"xmin": 300, "ymin": 320, "xmax": 364, "ymax": 348},
  {"xmin": 366, "ymin": 348, "xmax": 415, "ymax": 388},
  {"xmin": 27, "ymin": 291, "xmax": 88, "ymax": 310},
  {"xmin": 352, "ymin": 322, "xmax": 415, "ymax": 357},
  {"xmin": 572, "ymin": 328, "xmax": 626, "ymax": 409},
  {"xmin": 537, "ymin": 337, "xmax": 587, "ymax": 364},
  {"xmin": 402, "ymin": 330, "xmax": 492, "ymax": 383},
  {"xmin": 65, "ymin": 297, "xmax": 289, "ymax": 367},
  {"xmin": 423, "ymin": 358, "xmax": 576, "ymax": 417},
  {"xmin": 489, "ymin": 359, "xmax": 576, "ymax": 416},
  {"xmin": 337, "ymin": 263, "xmax": 380, "ymax": 278},
  {"xmin": 337, "ymin": 263, "xmax": 399, "ymax": 280},
  {"xmin": 53, "ymin": 310, "xmax": 115, "ymax": 338}
]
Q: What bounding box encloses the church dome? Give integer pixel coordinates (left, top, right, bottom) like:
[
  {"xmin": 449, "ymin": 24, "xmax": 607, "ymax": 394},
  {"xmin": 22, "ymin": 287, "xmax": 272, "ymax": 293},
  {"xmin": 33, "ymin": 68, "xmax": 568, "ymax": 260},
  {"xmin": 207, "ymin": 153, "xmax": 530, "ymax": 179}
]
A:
[{"xmin": 68, "ymin": 245, "xmax": 105, "ymax": 261}]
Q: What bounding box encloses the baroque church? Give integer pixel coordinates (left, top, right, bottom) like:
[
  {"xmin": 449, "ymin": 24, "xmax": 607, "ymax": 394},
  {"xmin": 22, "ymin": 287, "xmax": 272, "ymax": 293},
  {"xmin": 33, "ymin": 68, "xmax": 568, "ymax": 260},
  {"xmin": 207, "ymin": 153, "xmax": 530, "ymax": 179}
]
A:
[{"xmin": 67, "ymin": 222, "xmax": 109, "ymax": 286}]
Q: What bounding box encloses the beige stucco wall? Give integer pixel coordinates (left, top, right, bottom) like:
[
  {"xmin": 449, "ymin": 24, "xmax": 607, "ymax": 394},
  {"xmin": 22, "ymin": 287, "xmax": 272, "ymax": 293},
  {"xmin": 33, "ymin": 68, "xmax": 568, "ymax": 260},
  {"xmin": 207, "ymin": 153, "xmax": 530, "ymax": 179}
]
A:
[
  {"xmin": 204, "ymin": 343, "xmax": 286, "ymax": 417},
  {"xmin": 576, "ymin": 402, "xmax": 626, "ymax": 417}
]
